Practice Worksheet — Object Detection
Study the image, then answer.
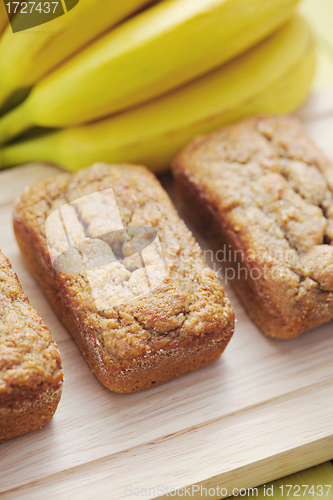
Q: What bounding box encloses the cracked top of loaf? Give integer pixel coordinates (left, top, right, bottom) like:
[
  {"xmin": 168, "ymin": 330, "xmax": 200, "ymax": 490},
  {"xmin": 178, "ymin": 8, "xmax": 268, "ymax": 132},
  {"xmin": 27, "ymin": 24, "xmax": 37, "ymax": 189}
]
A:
[
  {"xmin": 0, "ymin": 251, "xmax": 63, "ymax": 397},
  {"xmin": 172, "ymin": 115, "xmax": 333, "ymax": 337},
  {"xmin": 14, "ymin": 164, "xmax": 233, "ymax": 368}
]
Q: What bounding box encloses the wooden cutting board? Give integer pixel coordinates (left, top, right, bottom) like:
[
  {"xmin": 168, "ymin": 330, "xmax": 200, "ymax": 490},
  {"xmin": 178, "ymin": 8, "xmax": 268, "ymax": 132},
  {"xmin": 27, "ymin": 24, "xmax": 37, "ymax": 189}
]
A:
[{"xmin": 1, "ymin": 88, "xmax": 333, "ymax": 500}]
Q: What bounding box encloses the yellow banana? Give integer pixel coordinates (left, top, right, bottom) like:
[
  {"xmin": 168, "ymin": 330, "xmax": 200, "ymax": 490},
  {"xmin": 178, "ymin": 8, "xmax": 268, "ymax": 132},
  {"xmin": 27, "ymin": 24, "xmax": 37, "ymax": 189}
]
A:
[
  {"xmin": 0, "ymin": 16, "xmax": 316, "ymax": 174},
  {"xmin": 0, "ymin": 0, "xmax": 158, "ymax": 108},
  {"xmin": 0, "ymin": 1, "xmax": 8, "ymax": 36},
  {"xmin": 0, "ymin": 0, "xmax": 301, "ymax": 143}
]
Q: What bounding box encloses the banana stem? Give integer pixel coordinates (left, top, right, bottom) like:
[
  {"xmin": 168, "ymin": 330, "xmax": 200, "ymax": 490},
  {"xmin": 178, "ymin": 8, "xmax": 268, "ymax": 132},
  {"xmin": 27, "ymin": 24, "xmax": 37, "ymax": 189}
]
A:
[
  {"xmin": 0, "ymin": 101, "xmax": 33, "ymax": 144},
  {"xmin": 0, "ymin": 134, "xmax": 56, "ymax": 168}
]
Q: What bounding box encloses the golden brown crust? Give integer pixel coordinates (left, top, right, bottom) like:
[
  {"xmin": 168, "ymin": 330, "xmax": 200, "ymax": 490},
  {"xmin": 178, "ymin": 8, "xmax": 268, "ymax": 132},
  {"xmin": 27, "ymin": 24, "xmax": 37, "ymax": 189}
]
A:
[
  {"xmin": 13, "ymin": 163, "xmax": 234, "ymax": 393},
  {"xmin": 172, "ymin": 116, "xmax": 333, "ymax": 339},
  {"xmin": 0, "ymin": 251, "xmax": 63, "ymax": 442}
]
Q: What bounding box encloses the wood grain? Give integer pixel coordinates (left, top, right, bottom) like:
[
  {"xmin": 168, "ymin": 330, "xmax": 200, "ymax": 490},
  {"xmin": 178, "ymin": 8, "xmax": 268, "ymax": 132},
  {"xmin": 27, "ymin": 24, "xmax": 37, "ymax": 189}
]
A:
[{"xmin": 0, "ymin": 89, "xmax": 333, "ymax": 499}]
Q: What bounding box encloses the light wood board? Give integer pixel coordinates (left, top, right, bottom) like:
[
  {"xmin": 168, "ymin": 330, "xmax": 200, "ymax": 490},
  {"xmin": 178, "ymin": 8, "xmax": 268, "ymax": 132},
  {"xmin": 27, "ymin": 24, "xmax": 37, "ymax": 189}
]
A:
[{"xmin": 0, "ymin": 88, "xmax": 333, "ymax": 500}]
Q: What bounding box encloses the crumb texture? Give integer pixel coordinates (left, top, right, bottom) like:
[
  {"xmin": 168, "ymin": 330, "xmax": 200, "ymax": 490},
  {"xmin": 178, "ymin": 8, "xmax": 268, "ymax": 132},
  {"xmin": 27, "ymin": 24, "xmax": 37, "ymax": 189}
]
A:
[
  {"xmin": 0, "ymin": 251, "xmax": 62, "ymax": 394},
  {"xmin": 173, "ymin": 116, "xmax": 333, "ymax": 338},
  {"xmin": 13, "ymin": 164, "xmax": 234, "ymax": 392}
]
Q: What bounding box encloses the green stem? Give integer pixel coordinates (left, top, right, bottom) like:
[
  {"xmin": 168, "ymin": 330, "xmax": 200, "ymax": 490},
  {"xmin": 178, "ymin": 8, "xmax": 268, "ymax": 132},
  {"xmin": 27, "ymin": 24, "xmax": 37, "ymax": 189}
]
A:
[{"xmin": 0, "ymin": 133, "xmax": 57, "ymax": 168}]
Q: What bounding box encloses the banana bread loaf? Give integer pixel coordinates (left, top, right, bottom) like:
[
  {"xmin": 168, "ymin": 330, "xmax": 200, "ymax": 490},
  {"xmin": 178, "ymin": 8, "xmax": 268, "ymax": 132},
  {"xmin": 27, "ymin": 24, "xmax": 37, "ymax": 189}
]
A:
[
  {"xmin": 172, "ymin": 116, "xmax": 333, "ymax": 339},
  {"xmin": 13, "ymin": 163, "xmax": 234, "ymax": 393},
  {"xmin": 0, "ymin": 250, "xmax": 63, "ymax": 442}
]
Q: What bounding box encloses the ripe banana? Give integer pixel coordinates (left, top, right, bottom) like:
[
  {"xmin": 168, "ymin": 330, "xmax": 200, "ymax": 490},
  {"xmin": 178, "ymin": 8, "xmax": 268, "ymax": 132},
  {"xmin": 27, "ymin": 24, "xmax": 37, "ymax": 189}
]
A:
[
  {"xmin": 0, "ymin": 16, "xmax": 316, "ymax": 174},
  {"xmin": 0, "ymin": 0, "xmax": 158, "ymax": 109},
  {"xmin": 0, "ymin": 0, "xmax": 301, "ymax": 143}
]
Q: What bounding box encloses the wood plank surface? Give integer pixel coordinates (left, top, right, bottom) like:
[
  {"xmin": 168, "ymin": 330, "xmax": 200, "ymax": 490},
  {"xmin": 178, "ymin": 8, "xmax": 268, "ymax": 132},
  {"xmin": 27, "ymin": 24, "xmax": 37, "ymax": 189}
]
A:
[{"xmin": 0, "ymin": 89, "xmax": 333, "ymax": 500}]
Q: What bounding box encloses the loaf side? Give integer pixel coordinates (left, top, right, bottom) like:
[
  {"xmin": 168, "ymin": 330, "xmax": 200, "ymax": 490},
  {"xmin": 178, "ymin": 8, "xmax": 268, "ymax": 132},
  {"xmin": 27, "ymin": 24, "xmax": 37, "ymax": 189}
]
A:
[{"xmin": 0, "ymin": 250, "xmax": 63, "ymax": 442}]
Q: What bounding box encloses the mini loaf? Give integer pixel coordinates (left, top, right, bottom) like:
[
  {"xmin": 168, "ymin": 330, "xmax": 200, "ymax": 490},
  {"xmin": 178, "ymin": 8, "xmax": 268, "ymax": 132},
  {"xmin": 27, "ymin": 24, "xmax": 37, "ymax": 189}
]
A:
[
  {"xmin": 0, "ymin": 250, "xmax": 63, "ymax": 442},
  {"xmin": 13, "ymin": 163, "xmax": 234, "ymax": 393},
  {"xmin": 172, "ymin": 116, "xmax": 333, "ymax": 339}
]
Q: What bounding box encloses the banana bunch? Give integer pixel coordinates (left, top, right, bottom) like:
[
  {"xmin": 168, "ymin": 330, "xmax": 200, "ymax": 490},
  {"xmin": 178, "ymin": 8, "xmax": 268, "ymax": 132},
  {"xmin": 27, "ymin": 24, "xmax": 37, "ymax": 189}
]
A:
[
  {"xmin": 0, "ymin": 0, "xmax": 315, "ymax": 173},
  {"xmin": 0, "ymin": 16, "xmax": 315, "ymax": 172},
  {"xmin": 0, "ymin": 0, "xmax": 157, "ymax": 109}
]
